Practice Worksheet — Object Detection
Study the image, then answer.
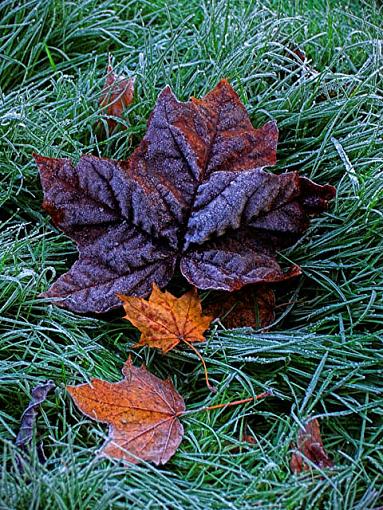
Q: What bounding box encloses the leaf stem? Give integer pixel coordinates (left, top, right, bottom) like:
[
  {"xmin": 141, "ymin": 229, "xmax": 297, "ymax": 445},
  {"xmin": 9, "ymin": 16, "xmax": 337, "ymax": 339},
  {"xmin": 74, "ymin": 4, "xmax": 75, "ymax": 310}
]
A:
[
  {"xmin": 179, "ymin": 337, "xmax": 217, "ymax": 393},
  {"xmin": 178, "ymin": 390, "xmax": 271, "ymax": 417}
]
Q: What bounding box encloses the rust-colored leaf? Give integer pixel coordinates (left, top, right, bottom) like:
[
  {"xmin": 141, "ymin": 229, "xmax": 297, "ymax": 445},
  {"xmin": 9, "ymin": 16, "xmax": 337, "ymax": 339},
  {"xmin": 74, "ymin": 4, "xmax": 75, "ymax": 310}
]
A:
[
  {"xmin": 119, "ymin": 284, "xmax": 213, "ymax": 353},
  {"xmin": 204, "ymin": 285, "xmax": 275, "ymax": 329},
  {"xmin": 68, "ymin": 360, "xmax": 270, "ymax": 465},
  {"xmin": 119, "ymin": 285, "xmax": 215, "ymax": 391},
  {"xmin": 67, "ymin": 358, "xmax": 185, "ymax": 465},
  {"xmin": 290, "ymin": 418, "xmax": 333, "ymax": 473},
  {"xmin": 242, "ymin": 433, "xmax": 256, "ymax": 444},
  {"xmin": 100, "ymin": 65, "xmax": 134, "ymax": 129},
  {"xmin": 34, "ymin": 79, "xmax": 335, "ymax": 314}
]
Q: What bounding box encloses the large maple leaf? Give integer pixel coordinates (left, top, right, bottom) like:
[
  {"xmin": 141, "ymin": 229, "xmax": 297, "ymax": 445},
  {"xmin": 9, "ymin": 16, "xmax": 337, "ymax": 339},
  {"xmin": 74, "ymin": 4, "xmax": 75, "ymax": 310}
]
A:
[{"xmin": 34, "ymin": 79, "xmax": 335, "ymax": 313}]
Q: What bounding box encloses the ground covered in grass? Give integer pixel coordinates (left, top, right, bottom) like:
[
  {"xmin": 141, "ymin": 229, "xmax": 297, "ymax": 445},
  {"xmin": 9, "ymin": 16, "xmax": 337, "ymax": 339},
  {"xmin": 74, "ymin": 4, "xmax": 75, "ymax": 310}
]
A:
[{"xmin": 1, "ymin": 0, "xmax": 382, "ymax": 508}]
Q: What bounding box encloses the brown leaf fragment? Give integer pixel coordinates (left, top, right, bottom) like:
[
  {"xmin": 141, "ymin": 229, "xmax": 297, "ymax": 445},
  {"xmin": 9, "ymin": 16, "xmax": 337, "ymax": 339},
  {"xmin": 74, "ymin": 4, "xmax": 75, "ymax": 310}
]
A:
[
  {"xmin": 15, "ymin": 381, "xmax": 55, "ymax": 471},
  {"xmin": 240, "ymin": 420, "xmax": 257, "ymax": 445},
  {"xmin": 119, "ymin": 284, "xmax": 213, "ymax": 353},
  {"xmin": 35, "ymin": 79, "xmax": 336, "ymax": 314},
  {"xmin": 283, "ymin": 46, "xmax": 319, "ymax": 83},
  {"xmin": 204, "ymin": 285, "xmax": 275, "ymax": 329},
  {"xmin": 16, "ymin": 381, "xmax": 55, "ymax": 451},
  {"xmin": 242, "ymin": 433, "xmax": 256, "ymax": 444},
  {"xmin": 100, "ymin": 65, "xmax": 134, "ymax": 129},
  {"xmin": 290, "ymin": 418, "xmax": 333, "ymax": 473},
  {"xmin": 291, "ymin": 47, "xmax": 307, "ymax": 64},
  {"xmin": 67, "ymin": 359, "xmax": 185, "ymax": 465}
]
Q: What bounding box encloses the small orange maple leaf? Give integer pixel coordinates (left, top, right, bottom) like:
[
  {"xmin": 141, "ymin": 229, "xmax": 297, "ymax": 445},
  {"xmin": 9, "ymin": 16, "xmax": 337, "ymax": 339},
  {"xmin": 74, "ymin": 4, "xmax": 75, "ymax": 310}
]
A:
[
  {"xmin": 119, "ymin": 284, "xmax": 213, "ymax": 352},
  {"xmin": 118, "ymin": 284, "xmax": 215, "ymax": 390}
]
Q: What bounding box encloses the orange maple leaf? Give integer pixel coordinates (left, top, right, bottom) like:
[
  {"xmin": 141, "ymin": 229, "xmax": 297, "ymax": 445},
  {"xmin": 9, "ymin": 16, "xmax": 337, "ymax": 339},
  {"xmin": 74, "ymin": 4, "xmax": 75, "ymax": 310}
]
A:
[
  {"xmin": 68, "ymin": 359, "xmax": 270, "ymax": 466},
  {"xmin": 67, "ymin": 358, "xmax": 185, "ymax": 465},
  {"xmin": 119, "ymin": 284, "xmax": 213, "ymax": 352},
  {"xmin": 118, "ymin": 284, "xmax": 215, "ymax": 390}
]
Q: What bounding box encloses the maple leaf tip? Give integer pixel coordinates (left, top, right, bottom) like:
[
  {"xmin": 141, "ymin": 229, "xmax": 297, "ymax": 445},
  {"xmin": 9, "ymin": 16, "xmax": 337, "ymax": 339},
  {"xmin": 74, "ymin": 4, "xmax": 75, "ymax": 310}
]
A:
[
  {"xmin": 290, "ymin": 265, "xmax": 302, "ymax": 276},
  {"xmin": 216, "ymin": 78, "xmax": 230, "ymax": 87},
  {"xmin": 160, "ymin": 85, "xmax": 174, "ymax": 99},
  {"xmin": 324, "ymin": 183, "xmax": 337, "ymax": 200},
  {"xmin": 39, "ymin": 290, "xmax": 67, "ymax": 306},
  {"xmin": 208, "ymin": 79, "xmax": 237, "ymax": 99},
  {"xmin": 32, "ymin": 152, "xmax": 47, "ymax": 165},
  {"xmin": 265, "ymin": 119, "xmax": 278, "ymax": 132}
]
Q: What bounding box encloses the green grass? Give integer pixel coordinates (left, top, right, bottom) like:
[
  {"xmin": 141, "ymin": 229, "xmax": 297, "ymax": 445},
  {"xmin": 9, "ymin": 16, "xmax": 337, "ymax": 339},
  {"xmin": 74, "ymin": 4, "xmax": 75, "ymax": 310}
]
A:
[{"xmin": 1, "ymin": 0, "xmax": 383, "ymax": 508}]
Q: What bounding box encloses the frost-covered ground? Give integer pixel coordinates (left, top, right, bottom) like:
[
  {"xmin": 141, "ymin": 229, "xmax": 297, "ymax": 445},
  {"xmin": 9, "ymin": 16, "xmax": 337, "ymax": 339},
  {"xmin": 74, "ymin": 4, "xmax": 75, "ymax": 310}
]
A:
[{"xmin": 1, "ymin": 1, "xmax": 382, "ymax": 508}]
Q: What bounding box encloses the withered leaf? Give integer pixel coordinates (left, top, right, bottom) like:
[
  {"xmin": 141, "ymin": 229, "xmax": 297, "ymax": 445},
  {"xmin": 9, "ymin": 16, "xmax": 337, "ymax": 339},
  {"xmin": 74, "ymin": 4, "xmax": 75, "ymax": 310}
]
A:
[
  {"xmin": 16, "ymin": 380, "xmax": 55, "ymax": 451},
  {"xmin": 204, "ymin": 285, "xmax": 275, "ymax": 329},
  {"xmin": 119, "ymin": 285, "xmax": 215, "ymax": 391},
  {"xmin": 68, "ymin": 360, "xmax": 270, "ymax": 465},
  {"xmin": 119, "ymin": 284, "xmax": 213, "ymax": 353},
  {"xmin": 290, "ymin": 418, "xmax": 333, "ymax": 473},
  {"xmin": 100, "ymin": 65, "xmax": 134, "ymax": 129},
  {"xmin": 67, "ymin": 358, "xmax": 185, "ymax": 465},
  {"xmin": 35, "ymin": 79, "xmax": 335, "ymax": 314},
  {"xmin": 15, "ymin": 380, "xmax": 55, "ymax": 470}
]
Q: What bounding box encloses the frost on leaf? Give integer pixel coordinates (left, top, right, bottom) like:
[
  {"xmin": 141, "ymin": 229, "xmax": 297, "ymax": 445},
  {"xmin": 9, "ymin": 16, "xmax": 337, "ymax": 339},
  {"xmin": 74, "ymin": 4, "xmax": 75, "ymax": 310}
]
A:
[{"xmin": 34, "ymin": 79, "xmax": 335, "ymax": 313}]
